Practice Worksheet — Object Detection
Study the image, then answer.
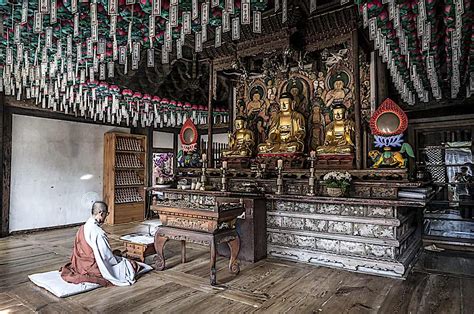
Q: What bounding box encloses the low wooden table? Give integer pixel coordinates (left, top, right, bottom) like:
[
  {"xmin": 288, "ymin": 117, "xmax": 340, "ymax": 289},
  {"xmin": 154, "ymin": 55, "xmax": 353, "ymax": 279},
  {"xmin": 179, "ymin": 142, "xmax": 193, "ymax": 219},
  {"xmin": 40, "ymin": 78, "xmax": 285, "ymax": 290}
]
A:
[
  {"xmin": 120, "ymin": 233, "xmax": 156, "ymax": 262},
  {"xmin": 154, "ymin": 226, "xmax": 240, "ymax": 285}
]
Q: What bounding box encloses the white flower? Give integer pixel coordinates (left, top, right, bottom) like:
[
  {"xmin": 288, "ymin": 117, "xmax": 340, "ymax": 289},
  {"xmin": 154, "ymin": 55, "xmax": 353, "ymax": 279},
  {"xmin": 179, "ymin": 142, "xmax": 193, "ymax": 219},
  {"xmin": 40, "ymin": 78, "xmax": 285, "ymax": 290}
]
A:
[{"xmin": 324, "ymin": 171, "xmax": 352, "ymax": 183}]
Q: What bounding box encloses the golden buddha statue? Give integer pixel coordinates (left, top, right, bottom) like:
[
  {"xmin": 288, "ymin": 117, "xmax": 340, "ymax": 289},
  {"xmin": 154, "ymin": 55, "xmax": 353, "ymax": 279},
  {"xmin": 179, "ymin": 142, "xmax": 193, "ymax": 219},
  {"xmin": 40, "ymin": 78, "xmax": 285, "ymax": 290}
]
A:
[
  {"xmin": 316, "ymin": 104, "xmax": 355, "ymax": 155},
  {"xmin": 222, "ymin": 117, "xmax": 255, "ymax": 157},
  {"xmin": 257, "ymin": 92, "xmax": 306, "ymax": 154}
]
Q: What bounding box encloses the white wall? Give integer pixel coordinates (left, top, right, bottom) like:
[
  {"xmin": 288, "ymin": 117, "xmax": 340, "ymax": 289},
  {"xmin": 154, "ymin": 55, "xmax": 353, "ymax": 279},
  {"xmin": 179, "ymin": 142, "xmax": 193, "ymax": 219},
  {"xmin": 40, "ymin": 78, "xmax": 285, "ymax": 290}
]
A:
[
  {"xmin": 9, "ymin": 115, "xmax": 129, "ymax": 232},
  {"xmin": 153, "ymin": 131, "xmax": 174, "ymax": 149}
]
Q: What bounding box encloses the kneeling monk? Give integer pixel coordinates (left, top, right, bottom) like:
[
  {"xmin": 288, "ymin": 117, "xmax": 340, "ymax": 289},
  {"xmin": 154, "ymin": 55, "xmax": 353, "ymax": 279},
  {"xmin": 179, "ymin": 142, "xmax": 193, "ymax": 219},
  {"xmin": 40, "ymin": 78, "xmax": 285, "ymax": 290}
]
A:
[{"xmin": 61, "ymin": 201, "xmax": 140, "ymax": 286}]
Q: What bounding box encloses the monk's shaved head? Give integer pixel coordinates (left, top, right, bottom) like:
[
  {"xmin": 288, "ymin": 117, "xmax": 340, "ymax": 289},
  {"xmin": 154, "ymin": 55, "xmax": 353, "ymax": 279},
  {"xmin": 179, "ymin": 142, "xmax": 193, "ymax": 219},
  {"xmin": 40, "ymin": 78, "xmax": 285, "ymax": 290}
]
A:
[{"xmin": 91, "ymin": 201, "xmax": 108, "ymax": 215}]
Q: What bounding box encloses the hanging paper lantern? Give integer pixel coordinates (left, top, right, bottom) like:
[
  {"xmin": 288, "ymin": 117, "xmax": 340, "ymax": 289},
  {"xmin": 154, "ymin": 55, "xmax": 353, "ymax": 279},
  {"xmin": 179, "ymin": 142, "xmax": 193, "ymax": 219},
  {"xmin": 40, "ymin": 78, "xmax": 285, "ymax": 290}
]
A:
[
  {"xmin": 159, "ymin": 98, "xmax": 168, "ymax": 126},
  {"xmin": 87, "ymin": 79, "xmax": 99, "ymax": 89},
  {"xmin": 143, "ymin": 93, "xmax": 152, "ymax": 102},
  {"xmin": 97, "ymin": 82, "xmax": 110, "ymax": 97},
  {"xmin": 132, "ymin": 91, "xmax": 143, "ymax": 101},
  {"xmin": 190, "ymin": 104, "xmax": 198, "ymax": 123},
  {"xmin": 152, "ymin": 96, "xmax": 161, "ymax": 104},
  {"xmin": 108, "ymin": 85, "xmax": 120, "ymax": 96},
  {"xmin": 183, "ymin": 102, "xmax": 192, "ymax": 122},
  {"xmin": 122, "ymin": 89, "xmax": 133, "ymax": 100}
]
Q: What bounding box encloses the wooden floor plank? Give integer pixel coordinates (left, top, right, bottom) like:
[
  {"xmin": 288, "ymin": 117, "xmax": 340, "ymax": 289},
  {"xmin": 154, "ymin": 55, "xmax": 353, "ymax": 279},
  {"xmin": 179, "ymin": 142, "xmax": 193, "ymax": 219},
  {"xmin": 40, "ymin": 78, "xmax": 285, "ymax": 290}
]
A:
[
  {"xmin": 461, "ymin": 277, "xmax": 474, "ymax": 314},
  {"xmin": 257, "ymin": 266, "xmax": 348, "ymax": 313},
  {"xmin": 174, "ymin": 293, "xmax": 256, "ymax": 314},
  {"xmin": 407, "ymin": 274, "xmax": 462, "ymax": 314},
  {"xmin": 308, "ymin": 271, "xmax": 395, "ymax": 313},
  {"xmin": 0, "ymin": 304, "xmax": 34, "ymax": 313},
  {"xmin": 0, "ymin": 293, "xmax": 25, "ymax": 311},
  {"xmin": 377, "ymin": 271, "xmax": 428, "ymax": 313},
  {"xmin": 8, "ymin": 282, "xmax": 91, "ymax": 313},
  {"xmin": 105, "ymin": 284, "xmax": 204, "ymax": 313},
  {"xmin": 0, "ymin": 222, "xmax": 472, "ymax": 313}
]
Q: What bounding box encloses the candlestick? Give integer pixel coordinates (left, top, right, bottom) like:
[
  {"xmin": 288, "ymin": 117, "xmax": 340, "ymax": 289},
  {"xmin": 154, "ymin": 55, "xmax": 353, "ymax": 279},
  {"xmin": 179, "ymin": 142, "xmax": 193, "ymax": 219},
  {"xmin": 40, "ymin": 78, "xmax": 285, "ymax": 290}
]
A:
[
  {"xmin": 276, "ymin": 160, "xmax": 283, "ymax": 195},
  {"xmin": 221, "ymin": 166, "xmax": 227, "ymax": 192},
  {"xmin": 201, "ymin": 154, "xmax": 207, "ymax": 185},
  {"xmin": 307, "ymin": 153, "xmax": 316, "ymax": 196},
  {"xmin": 277, "ymin": 159, "xmax": 283, "ymax": 169}
]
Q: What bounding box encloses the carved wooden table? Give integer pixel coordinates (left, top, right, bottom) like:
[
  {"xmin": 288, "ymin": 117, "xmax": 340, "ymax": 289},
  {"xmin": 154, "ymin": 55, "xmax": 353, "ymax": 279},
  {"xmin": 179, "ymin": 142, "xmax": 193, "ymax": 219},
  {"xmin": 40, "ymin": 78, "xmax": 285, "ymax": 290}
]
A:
[
  {"xmin": 154, "ymin": 226, "xmax": 240, "ymax": 285},
  {"xmin": 150, "ymin": 189, "xmax": 245, "ymax": 285}
]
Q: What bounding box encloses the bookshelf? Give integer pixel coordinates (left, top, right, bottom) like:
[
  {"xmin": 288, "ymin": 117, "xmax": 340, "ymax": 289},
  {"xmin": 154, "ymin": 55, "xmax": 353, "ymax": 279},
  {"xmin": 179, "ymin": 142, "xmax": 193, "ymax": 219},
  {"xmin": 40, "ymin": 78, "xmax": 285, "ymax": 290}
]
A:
[{"xmin": 103, "ymin": 132, "xmax": 147, "ymax": 225}]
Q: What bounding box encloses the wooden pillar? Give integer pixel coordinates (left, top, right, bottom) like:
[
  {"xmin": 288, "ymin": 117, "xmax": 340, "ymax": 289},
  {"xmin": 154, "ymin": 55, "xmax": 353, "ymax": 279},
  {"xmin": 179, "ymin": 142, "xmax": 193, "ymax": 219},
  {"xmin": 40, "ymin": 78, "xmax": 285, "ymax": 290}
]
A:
[
  {"xmin": 352, "ymin": 30, "xmax": 362, "ymax": 170},
  {"xmin": 363, "ymin": 125, "xmax": 368, "ymax": 169},
  {"xmin": 173, "ymin": 132, "xmax": 178, "ymax": 173},
  {"xmin": 1, "ymin": 94, "xmax": 12, "ymax": 237},
  {"xmin": 375, "ymin": 54, "xmax": 388, "ymax": 104},
  {"xmin": 131, "ymin": 127, "xmax": 153, "ymax": 187},
  {"xmin": 228, "ymin": 80, "xmax": 235, "ymax": 133},
  {"xmin": 207, "ymin": 60, "xmax": 214, "ymax": 167}
]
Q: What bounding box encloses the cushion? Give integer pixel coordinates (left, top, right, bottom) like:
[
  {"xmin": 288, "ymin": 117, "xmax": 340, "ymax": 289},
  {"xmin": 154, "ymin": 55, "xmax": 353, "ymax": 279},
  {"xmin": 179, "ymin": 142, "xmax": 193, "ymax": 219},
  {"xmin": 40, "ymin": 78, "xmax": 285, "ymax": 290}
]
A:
[
  {"xmin": 29, "ymin": 262, "xmax": 154, "ymax": 298},
  {"xmin": 28, "ymin": 271, "xmax": 100, "ymax": 298}
]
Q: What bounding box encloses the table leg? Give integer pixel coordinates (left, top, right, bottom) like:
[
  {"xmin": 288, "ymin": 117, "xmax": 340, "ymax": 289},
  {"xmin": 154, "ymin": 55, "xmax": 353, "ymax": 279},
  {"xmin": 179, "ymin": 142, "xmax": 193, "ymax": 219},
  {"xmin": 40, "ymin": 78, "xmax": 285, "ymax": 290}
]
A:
[
  {"xmin": 181, "ymin": 240, "xmax": 186, "ymax": 263},
  {"xmin": 228, "ymin": 235, "xmax": 240, "ymax": 274},
  {"xmin": 154, "ymin": 235, "xmax": 168, "ymax": 271},
  {"xmin": 210, "ymin": 238, "xmax": 217, "ymax": 286}
]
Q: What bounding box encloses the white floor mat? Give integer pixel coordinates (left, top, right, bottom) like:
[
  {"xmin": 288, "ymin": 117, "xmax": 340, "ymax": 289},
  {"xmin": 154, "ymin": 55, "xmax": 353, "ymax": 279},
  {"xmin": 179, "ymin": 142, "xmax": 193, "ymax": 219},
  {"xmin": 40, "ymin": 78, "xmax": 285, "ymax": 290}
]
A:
[{"xmin": 28, "ymin": 262, "xmax": 153, "ymax": 298}]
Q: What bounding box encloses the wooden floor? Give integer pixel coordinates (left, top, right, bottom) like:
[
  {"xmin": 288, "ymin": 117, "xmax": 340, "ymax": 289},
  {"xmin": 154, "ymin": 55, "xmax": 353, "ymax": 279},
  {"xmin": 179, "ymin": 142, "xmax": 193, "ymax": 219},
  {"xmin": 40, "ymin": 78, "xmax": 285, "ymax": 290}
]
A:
[{"xmin": 1, "ymin": 223, "xmax": 473, "ymax": 314}]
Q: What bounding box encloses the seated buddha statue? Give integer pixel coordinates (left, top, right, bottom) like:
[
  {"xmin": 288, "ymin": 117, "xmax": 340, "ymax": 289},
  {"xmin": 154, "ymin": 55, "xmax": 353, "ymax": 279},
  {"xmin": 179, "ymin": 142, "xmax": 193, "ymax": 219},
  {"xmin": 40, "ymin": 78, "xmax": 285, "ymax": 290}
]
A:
[
  {"xmin": 222, "ymin": 116, "xmax": 255, "ymax": 157},
  {"xmin": 316, "ymin": 104, "xmax": 355, "ymax": 155},
  {"xmin": 257, "ymin": 92, "xmax": 306, "ymax": 154}
]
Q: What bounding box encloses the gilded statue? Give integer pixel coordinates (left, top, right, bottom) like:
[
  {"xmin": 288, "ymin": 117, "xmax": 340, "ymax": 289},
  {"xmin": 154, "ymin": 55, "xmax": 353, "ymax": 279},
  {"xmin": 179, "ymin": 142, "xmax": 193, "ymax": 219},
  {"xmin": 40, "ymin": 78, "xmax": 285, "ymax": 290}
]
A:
[
  {"xmin": 317, "ymin": 104, "xmax": 355, "ymax": 155},
  {"xmin": 258, "ymin": 92, "xmax": 306, "ymax": 154},
  {"xmin": 222, "ymin": 116, "xmax": 255, "ymax": 157}
]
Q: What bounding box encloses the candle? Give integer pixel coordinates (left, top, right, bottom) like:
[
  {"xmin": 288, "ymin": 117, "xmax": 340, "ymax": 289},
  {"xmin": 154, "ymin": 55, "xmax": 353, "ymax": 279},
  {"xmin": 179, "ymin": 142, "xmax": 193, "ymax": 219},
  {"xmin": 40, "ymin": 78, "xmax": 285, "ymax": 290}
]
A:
[
  {"xmin": 202, "ymin": 153, "xmax": 206, "ymax": 161},
  {"xmin": 277, "ymin": 159, "xmax": 283, "ymax": 169},
  {"xmin": 222, "ymin": 161, "xmax": 228, "ymax": 169},
  {"xmin": 310, "ymin": 150, "xmax": 316, "ymax": 158}
]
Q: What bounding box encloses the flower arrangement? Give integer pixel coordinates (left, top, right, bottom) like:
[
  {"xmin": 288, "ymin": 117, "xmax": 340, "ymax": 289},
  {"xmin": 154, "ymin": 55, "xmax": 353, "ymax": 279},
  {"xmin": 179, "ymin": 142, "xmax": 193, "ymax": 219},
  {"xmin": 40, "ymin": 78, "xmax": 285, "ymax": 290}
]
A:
[{"xmin": 323, "ymin": 171, "xmax": 352, "ymax": 191}]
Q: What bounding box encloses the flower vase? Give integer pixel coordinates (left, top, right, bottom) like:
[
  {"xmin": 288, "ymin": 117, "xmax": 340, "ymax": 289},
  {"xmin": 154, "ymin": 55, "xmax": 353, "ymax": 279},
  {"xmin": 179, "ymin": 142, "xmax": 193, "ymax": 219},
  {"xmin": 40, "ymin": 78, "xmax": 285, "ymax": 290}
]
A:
[{"xmin": 327, "ymin": 187, "xmax": 344, "ymax": 197}]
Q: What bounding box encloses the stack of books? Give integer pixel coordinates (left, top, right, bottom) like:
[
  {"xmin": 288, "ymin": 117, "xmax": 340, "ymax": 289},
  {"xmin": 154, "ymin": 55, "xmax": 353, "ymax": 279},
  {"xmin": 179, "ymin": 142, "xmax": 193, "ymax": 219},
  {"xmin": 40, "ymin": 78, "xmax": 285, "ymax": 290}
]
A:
[{"xmin": 398, "ymin": 186, "xmax": 434, "ymax": 200}]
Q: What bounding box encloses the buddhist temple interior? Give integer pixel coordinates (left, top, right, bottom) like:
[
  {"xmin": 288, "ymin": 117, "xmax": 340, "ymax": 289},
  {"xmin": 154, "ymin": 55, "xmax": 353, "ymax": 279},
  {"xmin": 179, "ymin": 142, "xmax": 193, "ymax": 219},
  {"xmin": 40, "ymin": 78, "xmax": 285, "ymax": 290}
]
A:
[{"xmin": 0, "ymin": 0, "xmax": 473, "ymax": 312}]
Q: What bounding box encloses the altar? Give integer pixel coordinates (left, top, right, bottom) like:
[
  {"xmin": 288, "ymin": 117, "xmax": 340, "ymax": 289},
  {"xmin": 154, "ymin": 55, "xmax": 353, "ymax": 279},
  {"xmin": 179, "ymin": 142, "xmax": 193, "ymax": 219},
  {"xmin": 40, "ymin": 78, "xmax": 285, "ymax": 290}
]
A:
[{"xmin": 160, "ymin": 72, "xmax": 429, "ymax": 279}]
